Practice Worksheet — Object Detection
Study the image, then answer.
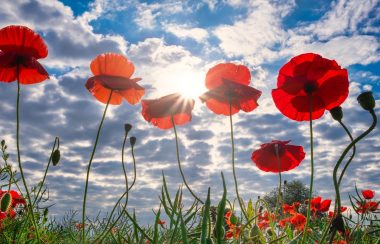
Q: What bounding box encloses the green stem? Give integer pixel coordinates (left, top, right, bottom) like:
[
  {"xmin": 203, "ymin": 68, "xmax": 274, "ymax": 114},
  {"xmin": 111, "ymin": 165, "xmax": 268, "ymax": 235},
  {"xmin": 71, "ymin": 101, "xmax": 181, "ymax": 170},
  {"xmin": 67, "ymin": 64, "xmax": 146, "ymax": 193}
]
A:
[
  {"xmin": 32, "ymin": 137, "xmax": 59, "ymax": 208},
  {"xmin": 337, "ymin": 121, "xmax": 356, "ymax": 186},
  {"xmin": 275, "ymin": 144, "xmax": 282, "ymax": 216},
  {"xmin": 81, "ymin": 90, "xmax": 113, "ymax": 243},
  {"xmin": 330, "ymin": 109, "xmax": 377, "ymax": 242},
  {"xmin": 229, "ymin": 101, "xmax": 249, "ymax": 222},
  {"xmin": 302, "ymin": 94, "xmax": 314, "ymax": 243},
  {"xmin": 171, "ymin": 116, "xmax": 204, "ymax": 204},
  {"xmin": 16, "ymin": 64, "xmax": 41, "ymax": 243}
]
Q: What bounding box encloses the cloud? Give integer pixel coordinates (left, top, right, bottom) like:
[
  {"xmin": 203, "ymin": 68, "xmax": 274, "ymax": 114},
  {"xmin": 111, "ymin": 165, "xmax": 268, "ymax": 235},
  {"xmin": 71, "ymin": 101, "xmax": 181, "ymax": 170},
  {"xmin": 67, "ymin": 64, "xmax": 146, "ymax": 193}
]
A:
[{"xmin": 166, "ymin": 24, "xmax": 209, "ymax": 42}]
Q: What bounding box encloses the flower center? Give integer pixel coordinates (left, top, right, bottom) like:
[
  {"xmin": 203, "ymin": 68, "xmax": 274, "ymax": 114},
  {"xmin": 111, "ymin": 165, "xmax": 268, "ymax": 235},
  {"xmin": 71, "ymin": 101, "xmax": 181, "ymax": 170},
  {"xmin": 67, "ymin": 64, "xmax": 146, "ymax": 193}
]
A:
[{"xmin": 304, "ymin": 81, "xmax": 317, "ymax": 94}]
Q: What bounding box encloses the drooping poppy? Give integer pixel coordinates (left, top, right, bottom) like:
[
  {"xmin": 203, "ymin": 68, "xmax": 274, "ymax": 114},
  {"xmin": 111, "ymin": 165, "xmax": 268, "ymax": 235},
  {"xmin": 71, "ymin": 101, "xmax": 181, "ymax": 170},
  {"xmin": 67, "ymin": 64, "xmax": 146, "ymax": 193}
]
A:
[
  {"xmin": 362, "ymin": 189, "xmax": 375, "ymax": 200},
  {"xmin": 141, "ymin": 93, "xmax": 195, "ymax": 130},
  {"xmin": 272, "ymin": 53, "xmax": 349, "ymax": 121},
  {"xmin": 251, "ymin": 140, "xmax": 305, "ymax": 173},
  {"xmin": 310, "ymin": 196, "xmax": 331, "ymax": 213},
  {"xmin": 85, "ymin": 53, "xmax": 144, "ymax": 105},
  {"xmin": 0, "ymin": 25, "xmax": 49, "ymax": 84},
  {"xmin": 199, "ymin": 63, "xmax": 262, "ymax": 116}
]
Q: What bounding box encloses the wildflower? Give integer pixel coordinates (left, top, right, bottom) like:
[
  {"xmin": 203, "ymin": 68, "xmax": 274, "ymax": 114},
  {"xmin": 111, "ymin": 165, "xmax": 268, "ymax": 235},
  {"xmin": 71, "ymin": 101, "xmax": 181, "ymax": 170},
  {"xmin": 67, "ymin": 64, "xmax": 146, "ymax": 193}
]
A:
[
  {"xmin": 199, "ymin": 63, "xmax": 261, "ymax": 115},
  {"xmin": 361, "ymin": 189, "xmax": 375, "ymax": 200},
  {"xmin": 75, "ymin": 223, "xmax": 84, "ymax": 230},
  {"xmin": 310, "ymin": 196, "xmax": 331, "ymax": 213},
  {"xmin": 0, "ymin": 25, "xmax": 49, "ymax": 84},
  {"xmin": 251, "ymin": 140, "xmax": 305, "ymax": 173},
  {"xmin": 356, "ymin": 201, "xmax": 379, "ymax": 214},
  {"xmin": 141, "ymin": 93, "xmax": 195, "ymax": 129},
  {"xmin": 290, "ymin": 213, "xmax": 306, "ymax": 231},
  {"xmin": 157, "ymin": 219, "xmax": 166, "ymax": 225},
  {"xmin": 85, "ymin": 53, "xmax": 144, "ymax": 105},
  {"xmin": 272, "ymin": 53, "xmax": 349, "ymax": 121}
]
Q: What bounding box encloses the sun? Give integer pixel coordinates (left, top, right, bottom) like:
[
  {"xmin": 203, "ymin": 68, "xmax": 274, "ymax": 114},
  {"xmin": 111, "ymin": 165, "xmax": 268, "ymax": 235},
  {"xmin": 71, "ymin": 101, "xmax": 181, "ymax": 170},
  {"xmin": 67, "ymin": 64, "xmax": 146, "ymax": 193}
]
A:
[{"xmin": 166, "ymin": 70, "xmax": 207, "ymax": 99}]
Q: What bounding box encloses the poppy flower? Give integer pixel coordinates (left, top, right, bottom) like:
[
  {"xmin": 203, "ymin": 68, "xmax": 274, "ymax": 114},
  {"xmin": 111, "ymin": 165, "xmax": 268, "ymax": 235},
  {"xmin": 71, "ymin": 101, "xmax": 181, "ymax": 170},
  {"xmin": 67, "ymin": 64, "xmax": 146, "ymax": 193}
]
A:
[
  {"xmin": 85, "ymin": 53, "xmax": 144, "ymax": 105},
  {"xmin": 362, "ymin": 189, "xmax": 375, "ymax": 200},
  {"xmin": 272, "ymin": 53, "xmax": 349, "ymax": 121},
  {"xmin": 141, "ymin": 93, "xmax": 195, "ymax": 130},
  {"xmin": 251, "ymin": 140, "xmax": 305, "ymax": 173},
  {"xmin": 290, "ymin": 213, "xmax": 306, "ymax": 231},
  {"xmin": 356, "ymin": 201, "xmax": 379, "ymax": 214},
  {"xmin": 0, "ymin": 25, "xmax": 49, "ymax": 84},
  {"xmin": 199, "ymin": 63, "xmax": 262, "ymax": 116},
  {"xmin": 310, "ymin": 196, "xmax": 331, "ymax": 213}
]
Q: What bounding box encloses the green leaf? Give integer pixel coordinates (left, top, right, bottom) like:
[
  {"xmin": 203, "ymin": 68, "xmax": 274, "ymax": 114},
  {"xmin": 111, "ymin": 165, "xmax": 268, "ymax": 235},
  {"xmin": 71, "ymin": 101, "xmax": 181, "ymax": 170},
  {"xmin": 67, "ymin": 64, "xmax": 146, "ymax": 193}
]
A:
[
  {"xmin": 215, "ymin": 172, "xmax": 227, "ymax": 244},
  {"xmin": 201, "ymin": 187, "xmax": 211, "ymax": 244}
]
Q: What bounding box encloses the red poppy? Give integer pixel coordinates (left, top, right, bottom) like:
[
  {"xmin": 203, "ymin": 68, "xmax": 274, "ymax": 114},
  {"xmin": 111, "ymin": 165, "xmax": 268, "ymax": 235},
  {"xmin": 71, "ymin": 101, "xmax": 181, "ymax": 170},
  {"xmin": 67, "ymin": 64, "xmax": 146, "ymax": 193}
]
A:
[
  {"xmin": 0, "ymin": 25, "xmax": 49, "ymax": 84},
  {"xmin": 251, "ymin": 140, "xmax": 305, "ymax": 173},
  {"xmin": 85, "ymin": 53, "xmax": 144, "ymax": 105},
  {"xmin": 272, "ymin": 53, "xmax": 349, "ymax": 121},
  {"xmin": 199, "ymin": 63, "xmax": 261, "ymax": 116},
  {"xmin": 0, "ymin": 190, "xmax": 25, "ymax": 208},
  {"xmin": 141, "ymin": 93, "xmax": 195, "ymax": 130},
  {"xmin": 290, "ymin": 213, "xmax": 306, "ymax": 231},
  {"xmin": 310, "ymin": 196, "xmax": 331, "ymax": 213},
  {"xmin": 362, "ymin": 189, "xmax": 375, "ymax": 200},
  {"xmin": 356, "ymin": 201, "xmax": 379, "ymax": 214},
  {"xmin": 328, "ymin": 207, "xmax": 347, "ymax": 218}
]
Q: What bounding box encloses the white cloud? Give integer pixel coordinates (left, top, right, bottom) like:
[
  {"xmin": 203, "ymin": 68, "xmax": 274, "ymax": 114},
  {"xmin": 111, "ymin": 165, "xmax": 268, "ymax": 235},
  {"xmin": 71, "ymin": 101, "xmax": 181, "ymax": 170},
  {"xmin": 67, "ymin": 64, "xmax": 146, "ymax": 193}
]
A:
[
  {"xmin": 302, "ymin": 0, "xmax": 379, "ymax": 40},
  {"xmin": 166, "ymin": 24, "xmax": 209, "ymax": 42}
]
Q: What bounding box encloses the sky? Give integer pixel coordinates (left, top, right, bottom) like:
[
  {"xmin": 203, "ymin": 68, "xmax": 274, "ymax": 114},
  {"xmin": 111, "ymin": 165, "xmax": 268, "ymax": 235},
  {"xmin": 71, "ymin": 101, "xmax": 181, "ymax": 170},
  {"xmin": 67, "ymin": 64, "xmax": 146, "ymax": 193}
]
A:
[{"xmin": 0, "ymin": 0, "xmax": 379, "ymax": 223}]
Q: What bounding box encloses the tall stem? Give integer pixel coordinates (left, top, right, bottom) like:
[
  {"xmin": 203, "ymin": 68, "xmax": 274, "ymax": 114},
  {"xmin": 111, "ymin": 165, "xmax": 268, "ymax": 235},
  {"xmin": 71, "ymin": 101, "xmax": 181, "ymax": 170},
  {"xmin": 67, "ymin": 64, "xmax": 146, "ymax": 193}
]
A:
[
  {"xmin": 229, "ymin": 102, "xmax": 249, "ymax": 222},
  {"xmin": 82, "ymin": 91, "xmax": 113, "ymax": 243},
  {"xmin": 302, "ymin": 94, "xmax": 314, "ymax": 243},
  {"xmin": 337, "ymin": 121, "xmax": 356, "ymax": 186},
  {"xmin": 16, "ymin": 64, "xmax": 41, "ymax": 243},
  {"xmin": 275, "ymin": 144, "xmax": 282, "ymax": 215},
  {"xmin": 171, "ymin": 116, "xmax": 203, "ymax": 204}
]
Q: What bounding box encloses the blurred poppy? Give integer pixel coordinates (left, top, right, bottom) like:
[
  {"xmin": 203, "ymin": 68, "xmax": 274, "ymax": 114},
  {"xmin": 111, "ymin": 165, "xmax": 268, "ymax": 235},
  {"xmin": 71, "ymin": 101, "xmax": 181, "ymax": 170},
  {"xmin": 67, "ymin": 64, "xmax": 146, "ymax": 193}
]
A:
[
  {"xmin": 272, "ymin": 53, "xmax": 349, "ymax": 121},
  {"xmin": 199, "ymin": 63, "xmax": 261, "ymax": 116},
  {"xmin": 0, "ymin": 190, "xmax": 25, "ymax": 208},
  {"xmin": 290, "ymin": 213, "xmax": 306, "ymax": 231},
  {"xmin": 283, "ymin": 202, "xmax": 300, "ymax": 215},
  {"xmin": 141, "ymin": 93, "xmax": 195, "ymax": 130},
  {"xmin": 85, "ymin": 53, "xmax": 144, "ymax": 105},
  {"xmin": 356, "ymin": 201, "xmax": 379, "ymax": 214},
  {"xmin": 310, "ymin": 196, "xmax": 331, "ymax": 213},
  {"xmin": 251, "ymin": 140, "xmax": 305, "ymax": 173},
  {"xmin": 362, "ymin": 189, "xmax": 375, "ymax": 200},
  {"xmin": 0, "ymin": 25, "xmax": 49, "ymax": 84}
]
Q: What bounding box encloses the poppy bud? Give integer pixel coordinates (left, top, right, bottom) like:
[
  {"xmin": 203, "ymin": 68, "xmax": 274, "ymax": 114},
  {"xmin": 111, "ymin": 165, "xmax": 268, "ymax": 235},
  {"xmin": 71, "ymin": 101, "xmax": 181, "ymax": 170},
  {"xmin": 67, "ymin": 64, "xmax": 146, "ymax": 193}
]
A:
[
  {"xmin": 1, "ymin": 140, "xmax": 4, "ymax": 147},
  {"xmin": 0, "ymin": 192, "xmax": 12, "ymax": 212},
  {"xmin": 52, "ymin": 149, "xmax": 60, "ymax": 166},
  {"xmin": 284, "ymin": 180, "xmax": 287, "ymax": 185},
  {"xmin": 357, "ymin": 91, "xmax": 375, "ymax": 111},
  {"xmin": 124, "ymin": 124, "xmax": 132, "ymax": 136},
  {"xmin": 230, "ymin": 214, "xmax": 238, "ymax": 225},
  {"xmin": 130, "ymin": 136, "xmax": 136, "ymax": 147},
  {"xmin": 330, "ymin": 106, "xmax": 343, "ymax": 121}
]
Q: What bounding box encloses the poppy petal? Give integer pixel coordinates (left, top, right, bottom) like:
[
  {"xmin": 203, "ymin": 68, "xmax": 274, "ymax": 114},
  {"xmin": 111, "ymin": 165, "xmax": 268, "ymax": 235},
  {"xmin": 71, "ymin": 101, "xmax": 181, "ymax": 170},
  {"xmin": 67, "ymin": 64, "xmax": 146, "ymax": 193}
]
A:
[
  {"xmin": 90, "ymin": 53, "xmax": 134, "ymax": 78},
  {"xmin": 19, "ymin": 58, "xmax": 49, "ymax": 84},
  {"xmin": 85, "ymin": 77, "xmax": 122, "ymax": 105},
  {"xmin": 205, "ymin": 63, "xmax": 250, "ymax": 89},
  {"xmin": 0, "ymin": 25, "xmax": 48, "ymax": 59},
  {"xmin": 315, "ymin": 69, "xmax": 349, "ymax": 110},
  {"xmin": 141, "ymin": 93, "xmax": 195, "ymax": 130},
  {"xmin": 272, "ymin": 88, "xmax": 325, "ymax": 121}
]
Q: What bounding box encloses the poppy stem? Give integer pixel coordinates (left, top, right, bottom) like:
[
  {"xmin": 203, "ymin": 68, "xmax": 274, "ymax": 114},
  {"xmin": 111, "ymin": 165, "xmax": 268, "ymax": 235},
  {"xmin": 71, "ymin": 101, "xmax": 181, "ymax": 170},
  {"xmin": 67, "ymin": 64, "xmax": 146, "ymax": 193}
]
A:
[
  {"xmin": 331, "ymin": 109, "xmax": 377, "ymax": 233},
  {"xmin": 81, "ymin": 90, "xmax": 113, "ymax": 244},
  {"xmin": 96, "ymin": 132, "xmax": 131, "ymax": 242},
  {"xmin": 229, "ymin": 102, "xmax": 249, "ymax": 222},
  {"xmin": 15, "ymin": 64, "xmax": 41, "ymax": 243},
  {"xmin": 275, "ymin": 144, "xmax": 282, "ymax": 216},
  {"xmin": 337, "ymin": 121, "xmax": 356, "ymax": 187},
  {"xmin": 302, "ymin": 94, "xmax": 314, "ymax": 243},
  {"xmin": 32, "ymin": 137, "xmax": 59, "ymax": 208},
  {"xmin": 171, "ymin": 116, "xmax": 204, "ymax": 204}
]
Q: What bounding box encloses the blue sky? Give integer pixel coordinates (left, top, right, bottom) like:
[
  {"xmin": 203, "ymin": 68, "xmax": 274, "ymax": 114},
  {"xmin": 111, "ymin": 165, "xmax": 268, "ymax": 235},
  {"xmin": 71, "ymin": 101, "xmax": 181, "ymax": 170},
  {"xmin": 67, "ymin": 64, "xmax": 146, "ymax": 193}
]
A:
[{"xmin": 0, "ymin": 0, "xmax": 379, "ymax": 223}]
